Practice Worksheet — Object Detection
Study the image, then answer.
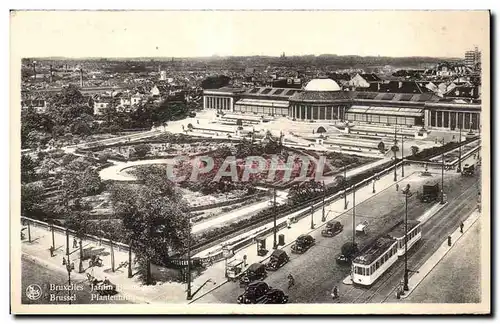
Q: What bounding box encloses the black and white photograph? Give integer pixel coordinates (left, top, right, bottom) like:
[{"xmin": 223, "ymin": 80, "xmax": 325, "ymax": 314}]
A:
[{"xmin": 9, "ymin": 9, "xmax": 490, "ymax": 315}]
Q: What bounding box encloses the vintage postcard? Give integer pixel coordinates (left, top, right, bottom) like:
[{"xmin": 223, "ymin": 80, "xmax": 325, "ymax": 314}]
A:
[{"xmin": 10, "ymin": 10, "xmax": 490, "ymax": 315}]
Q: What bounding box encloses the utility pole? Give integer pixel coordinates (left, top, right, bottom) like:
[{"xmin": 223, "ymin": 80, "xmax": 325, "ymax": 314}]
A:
[
  {"xmin": 110, "ymin": 240, "xmax": 115, "ymax": 272},
  {"xmin": 441, "ymin": 138, "xmax": 445, "ymax": 204},
  {"xmin": 27, "ymin": 221, "xmax": 31, "ymax": 243},
  {"xmin": 322, "ymin": 181, "xmax": 326, "ymax": 222},
  {"xmin": 393, "ymin": 127, "xmax": 398, "ymax": 182},
  {"xmin": 457, "ymin": 126, "xmax": 462, "ymax": 173},
  {"xmin": 273, "ymin": 188, "xmax": 277, "ymax": 249},
  {"xmin": 403, "ymin": 184, "xmax": 411, "ymax": 291},
  {"xmin": 401, "ymin": 131, "xmax": 405, "ymax": 177},
  {"xmin": 66, "ymin": 229, "xmax": 70, "ymax": 256},
  {"xmin": 344, "ymin": 166, "xmax": 348, "ymax": 210},
  {"xmin": 310, "ymin": 204, "xmax": 314, "ymax": 229},
  {"xmin": 128, "ymin": 241, "xmax": 133, "ymax": 278},
  {"xmin": 352, "ymin": 185, "xmax": 356, "ymax": 248},
  {"xmin": 51, "ymin": 222, "xmax": 55, "ymax": 251},
  {"xmin": 186, "ymin": 220, "xmax": 192, "ymax": 300}
]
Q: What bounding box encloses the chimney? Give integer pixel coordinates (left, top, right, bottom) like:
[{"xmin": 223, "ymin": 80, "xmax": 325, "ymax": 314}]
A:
[
  {"xmin": 80, "ymin": 68, "xmax": 84, "ymax": 87},
  {"xmin": 49, "ymin": 65, "xmax": 53, "ymax": 83}
]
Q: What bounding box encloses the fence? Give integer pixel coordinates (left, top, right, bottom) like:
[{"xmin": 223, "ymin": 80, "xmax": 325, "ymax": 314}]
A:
[{"xmin": 20, "ymin": 216, "xmax": 130, "ymax": 254}]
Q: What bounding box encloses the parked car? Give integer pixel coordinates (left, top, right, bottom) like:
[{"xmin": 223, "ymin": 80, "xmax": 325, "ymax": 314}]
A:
[
  {"xmin": 291, "ymin": 234, "xmax": 315, "ymax": 254},
  {"xmin": 237, "ymin": 281, "xmax": 271, "ymax": 304},
  {"xmin": 262, "ymin": 288, "xmax": 289, "ymax": 304},
  {"xmin": 321, "ymin": 220, "xmax": 344, "ymax": 237},
  {"xmin": 265, "ymin": 249, "xmax": 289, "ymax": 271},
  {"xmin": 239, "ymin": 263, "xmax": 267, "ymax": 286}
]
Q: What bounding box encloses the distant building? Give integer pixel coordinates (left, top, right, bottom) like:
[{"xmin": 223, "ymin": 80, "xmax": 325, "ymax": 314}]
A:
[
  {"xmin": 348, "ymin": 73, "xmax": 382, "ymax": 89},
  {"xmin": 93, "ymin": 98, "xmax": 111, "ymax": 115},
  {"xmin": 160, "ymin": 71, "xmax": 167, "ymax": 81},
  {"xmin": 21, "ymin": 99, "xmax": 47, "ymax": 113},
  {"xmin": 465, "ymin": 47, "xmax": 481, "ymax": 68}
]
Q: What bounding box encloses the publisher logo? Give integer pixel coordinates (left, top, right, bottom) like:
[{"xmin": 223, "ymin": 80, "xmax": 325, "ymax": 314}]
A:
[{"xmin": 26, "ymin": 284, "xmax": 42, "ymax": 301}]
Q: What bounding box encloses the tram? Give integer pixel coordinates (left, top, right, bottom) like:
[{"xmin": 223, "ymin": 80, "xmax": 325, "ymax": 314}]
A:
[
  {"xmin": 351, "ymin": 237, "xmax": 399, "ymax": 286},
  {"xmin": 351, "ymin": 221, "xmax": 423, "ymax": 286},
  {"xmin": 387, "ymin": 220, "xmax": 422, "ymax": 256}
]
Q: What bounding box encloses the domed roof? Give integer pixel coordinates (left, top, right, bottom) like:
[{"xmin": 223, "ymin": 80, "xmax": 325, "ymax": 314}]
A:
[{"xmin": 304, "ymin": 79, "xmax": 341, "ymax": 92}]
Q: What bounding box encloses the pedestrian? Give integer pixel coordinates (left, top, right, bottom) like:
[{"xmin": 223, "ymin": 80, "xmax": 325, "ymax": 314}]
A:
[
  {"xmin": 287, "ymin": 218, "xmax": 292, "ymax": 229},
  {"xmin": 460, "ymin": 222, "xmax": 464, "ymax": 233},
  {"xmin": 73, "ymin": 237, "xmax": 78, "ymax": 248},
  {"xmin": 49, "ymin": 246, "xmax": 54, "ymax": 257},
  {"xmin": 331, "ymin": 286, "xmax": 339, "ymax": 299},
  {"xmin": 62, "ymin": 257, "xmax": 67, "ymax": 266},
  {"xmin": 396, "ymin": 183, "xmax": 399, "ymax": 192}
]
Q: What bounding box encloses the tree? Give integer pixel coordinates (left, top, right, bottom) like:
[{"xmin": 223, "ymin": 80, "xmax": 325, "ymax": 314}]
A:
[
  {"xmin": 133, "ymin": 144, "xmax": 151, "ymax": 158},
  {"xmin": 110, "ymin": 178, "xmax": 190, "ymax": 285},
  {"xmin": 201, "ymin": 75, "xmax": 231, "ymax": 89},
  {"xmin": 21, "ymin": 183, "xmax": 44, "ymax": 216},
  {"xmin": 341, "ymin": 242, "xmax": 358, "ymax": 258},
  {"xmin": 411, "ymin": 146, "xmax": 420, "ymax": 156},
  {"xmin": 21, "ymin": 155, "xmax": 38, "ymax": 183}
]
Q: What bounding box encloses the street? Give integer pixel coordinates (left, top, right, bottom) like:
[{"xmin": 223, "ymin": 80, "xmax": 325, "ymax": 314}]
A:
[{"xmin": 195, "ymin": 165, "xmax": 480, "ymax": 304}]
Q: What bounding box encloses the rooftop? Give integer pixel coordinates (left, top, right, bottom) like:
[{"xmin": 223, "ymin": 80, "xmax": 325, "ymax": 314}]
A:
[
  {"xmin": 304, "ymin": 78, "xmax": 341, "ymax": 92},
  {"xmin": 387, "ymin": 220, "xmax": 421, "ymax": 239},
  {"xmin": 353, "ymin": 237, "xmax": 397, "ymax": 265},
  {"xmin": 289, "ymin": 90, "xmax": 351, "ymax": 103}
]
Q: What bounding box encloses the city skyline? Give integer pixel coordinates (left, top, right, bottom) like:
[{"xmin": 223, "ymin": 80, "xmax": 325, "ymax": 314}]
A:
[{"xmin": 11, "ymin": 11, "xmax": 488, "ymax": 59}]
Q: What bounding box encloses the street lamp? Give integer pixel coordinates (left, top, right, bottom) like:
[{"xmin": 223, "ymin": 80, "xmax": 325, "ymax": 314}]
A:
[
  {"xmin": 457, "ymin": 126, "xmax": 462, "ymax": 173},
  {"xmin": 402, "ymin": 184, "xmax": 411, "ymax": 292},
  {"xmin": 343, "ymin": 165, "xmax": 348, "ymax": 210},
  {"xmin": 273, "ymin": 189, "xmax": 278, "ymax": 249},
  {"xmin": 401, "ymin": 131, "xmax": 405, "ymax": 177},
  {"xmin": 64, "ymin": 255, "xmax": 75, "ymax": 305},
  {"xmin": 310, "ymin": 204, "xmax": 315, "ymax": 229},
  {"xmin": 352, "ymin": 185, "xmax": 356, "ymax": 248},
  {"xmin": 441, "ymin": 138, "xmax": 445, "ymax": 205},
  {"xmin": 321, "ymin": 181, "xmax": 326, "ymax": 222}
]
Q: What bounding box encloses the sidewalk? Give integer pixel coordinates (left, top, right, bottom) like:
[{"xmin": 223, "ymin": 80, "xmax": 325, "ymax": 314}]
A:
[{"xmin": 399, "ymin": 208, "xmax": 481, "ymax": 299}]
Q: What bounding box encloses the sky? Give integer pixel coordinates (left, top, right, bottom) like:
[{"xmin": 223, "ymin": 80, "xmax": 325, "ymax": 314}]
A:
[{"xmin": 10, "ymin": 10, "xmax": 490, "ymax": 59}]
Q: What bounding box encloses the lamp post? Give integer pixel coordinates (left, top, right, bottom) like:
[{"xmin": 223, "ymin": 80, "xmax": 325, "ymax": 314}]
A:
[
  {"xmin": 78, "ymin": 239, "xmax": 84, "ymax": 273},
  {"xmin": 310, "ymin": 204, "xmax": 314, "ymax": 229},
  {"xmin": 322, "ymin": 181, "xmax": 326, "ymax": 222},
  {"xmin": 401, "ymin": 131, "xmax": 404, "ymax": 177},
  {"xmin": 128, "ymin": 240, "xmax": 133, "ymax": 278},
  {"xmin": 273, "ymin": 189, "xmax": 277, "ymax": 249},
  {"xmin": 352, "ymin": 185, "xmax": 356, "ymax": 248},
  {"xmin": 343, "ymin": 166, "xmax": 348, "ymax": 210},
  {"xmin": 27, "ymin": 220, "xmax": 31, "ymax": 243},
  {"xmin": 441, "ymin": 138, "xmax": 445, "ymax": 204},
  {"xmin": 457, "ymin": 126, "xmax": 462, "ymax": 173},
  {"xmin": 393, "ymin": 127, "xmax": 398, "ymax": 182},
  {"xmin": 51, "ymin": 222, "xmax": 55, "ymax": 252},
  {"xmin": 403, "ymin": 184, "xmax": 411, "ymax": 292},
  {"xmin": 64, "ymin": 255, "xmax": 75, "ymax": 305},
  {"xmin": 66, "ymin": 229, "xmax": 70, "ymax": 256}
]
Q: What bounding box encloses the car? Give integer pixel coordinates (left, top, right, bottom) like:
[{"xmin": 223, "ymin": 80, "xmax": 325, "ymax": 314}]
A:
[
  {"xmin": 239, "ymin": 263, "xmax": 267, "ymax": 286},
  {"xmin": 237, "ymin": 281, "xmax": 270, "ymax": 304},
  {"xmin": 291, "ymin": 234, "xmax": 315, "ymax": 254},
  {"xmin": 321, "ymin": 220, "xmax": 344, "ymax": 237},
  {"xmin": 336, "ymin": 254, "xmax": 353, "ymax": 266},
  {"xmin": 262, "ymin": 288, "xmax": 289, "ymax": 304},
  {"xmin": 188, "ymin": 112, "xmax": 196, "ymax": 118},
  {"xmin": 265, "ymin": 249, "xmax": 289, "ymax": 271},
  {"xmin": 355, "ymin": 221, "xmax": 368, "ymax": 235}
]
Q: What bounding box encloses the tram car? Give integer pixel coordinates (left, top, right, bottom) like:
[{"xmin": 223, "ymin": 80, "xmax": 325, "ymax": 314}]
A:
[
  {"xmin": 351, "ymin": 237, "xmax": 399, "ymax": 286},
  {"xmin": 387, "ymin": 220, "xmax": 422, "ymax": 256}
]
